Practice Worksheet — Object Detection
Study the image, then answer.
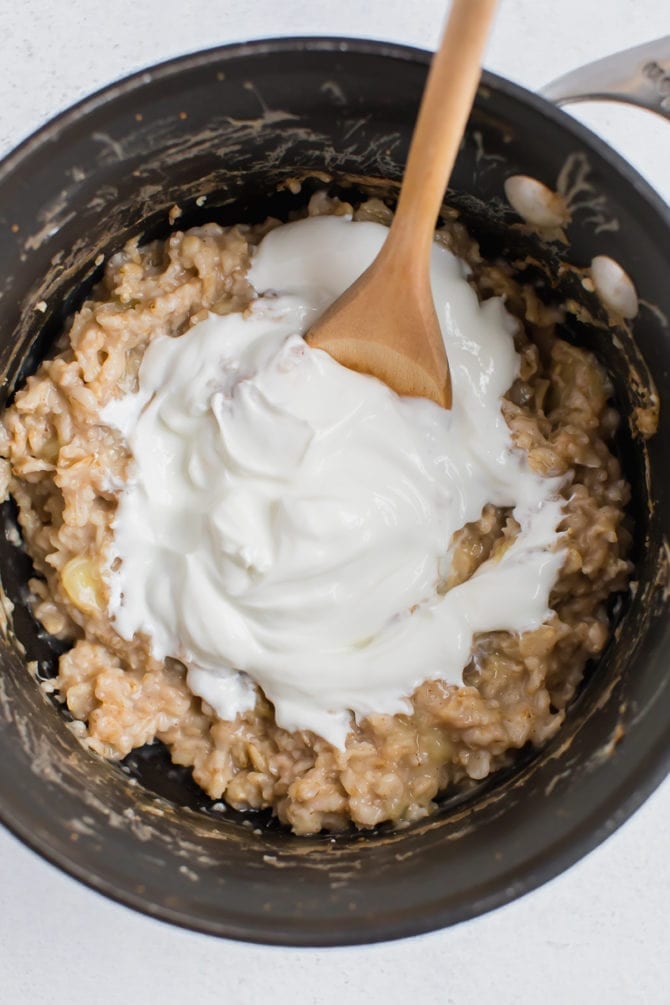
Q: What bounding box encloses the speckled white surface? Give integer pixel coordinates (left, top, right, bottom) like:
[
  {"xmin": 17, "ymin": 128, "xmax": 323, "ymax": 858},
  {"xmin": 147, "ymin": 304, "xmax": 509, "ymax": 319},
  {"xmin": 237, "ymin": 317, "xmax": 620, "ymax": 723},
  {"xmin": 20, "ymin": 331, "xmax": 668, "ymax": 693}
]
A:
[{"xmin": 1, "ymin": 2, "xmax": 669, "ymax": 1002}]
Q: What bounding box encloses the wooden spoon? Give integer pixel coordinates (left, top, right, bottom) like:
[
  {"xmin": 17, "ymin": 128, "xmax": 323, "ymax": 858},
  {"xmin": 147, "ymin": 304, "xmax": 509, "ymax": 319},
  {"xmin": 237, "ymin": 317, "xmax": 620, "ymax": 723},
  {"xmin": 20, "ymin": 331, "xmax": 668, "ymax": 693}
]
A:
[{"xmin": 306, "ymin": 0, "xmax": 498, "ymax": 409}]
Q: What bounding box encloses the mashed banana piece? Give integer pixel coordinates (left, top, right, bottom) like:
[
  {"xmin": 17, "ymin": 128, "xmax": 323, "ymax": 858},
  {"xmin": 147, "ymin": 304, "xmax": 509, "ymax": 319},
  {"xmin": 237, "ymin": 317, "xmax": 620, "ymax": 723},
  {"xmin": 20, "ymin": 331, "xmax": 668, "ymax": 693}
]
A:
[{"xmin": 2, "ymin": 195, "xmax": 631, "ymax": 834}]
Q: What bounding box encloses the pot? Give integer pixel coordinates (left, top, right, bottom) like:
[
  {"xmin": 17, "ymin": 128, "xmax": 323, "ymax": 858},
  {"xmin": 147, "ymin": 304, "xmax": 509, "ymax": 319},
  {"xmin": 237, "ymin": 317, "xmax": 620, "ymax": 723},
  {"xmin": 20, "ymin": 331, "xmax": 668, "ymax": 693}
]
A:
[{"xmin": 0, "ymin": 37, "xmax": 668, "ymax": 947}]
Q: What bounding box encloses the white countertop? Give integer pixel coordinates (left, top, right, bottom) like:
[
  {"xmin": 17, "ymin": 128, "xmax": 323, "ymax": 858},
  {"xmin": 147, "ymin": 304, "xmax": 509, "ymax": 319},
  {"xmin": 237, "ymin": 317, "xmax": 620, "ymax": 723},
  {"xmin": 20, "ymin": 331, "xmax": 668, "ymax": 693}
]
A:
[{"xmin": 1, "ymin": 2, "xmax": 669, "ymax": 1002}]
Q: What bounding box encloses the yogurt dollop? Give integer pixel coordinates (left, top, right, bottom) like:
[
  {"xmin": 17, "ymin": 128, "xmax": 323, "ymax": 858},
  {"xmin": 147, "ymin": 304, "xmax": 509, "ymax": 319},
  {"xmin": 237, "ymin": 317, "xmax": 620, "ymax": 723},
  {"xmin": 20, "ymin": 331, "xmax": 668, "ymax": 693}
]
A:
[{"xmin": 103, "ymin": 215, "xmax": 565, "ymax": 748}]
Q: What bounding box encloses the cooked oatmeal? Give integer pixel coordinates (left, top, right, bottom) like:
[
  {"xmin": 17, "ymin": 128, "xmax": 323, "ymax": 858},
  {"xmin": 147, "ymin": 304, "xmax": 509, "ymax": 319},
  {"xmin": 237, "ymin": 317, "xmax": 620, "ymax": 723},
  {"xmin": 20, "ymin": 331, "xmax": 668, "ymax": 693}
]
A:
[{"xmin": 0, "ymin": 194, "xmax": 631, "ymax": 834}]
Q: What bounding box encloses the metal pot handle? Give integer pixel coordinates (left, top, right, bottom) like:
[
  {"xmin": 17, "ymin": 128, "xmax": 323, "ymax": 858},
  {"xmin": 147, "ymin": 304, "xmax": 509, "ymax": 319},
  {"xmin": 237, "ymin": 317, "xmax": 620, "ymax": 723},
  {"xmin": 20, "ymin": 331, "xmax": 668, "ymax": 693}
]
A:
[{"xmin": 540, "ymin": 36, "xmax": 670, "ymax": 121}]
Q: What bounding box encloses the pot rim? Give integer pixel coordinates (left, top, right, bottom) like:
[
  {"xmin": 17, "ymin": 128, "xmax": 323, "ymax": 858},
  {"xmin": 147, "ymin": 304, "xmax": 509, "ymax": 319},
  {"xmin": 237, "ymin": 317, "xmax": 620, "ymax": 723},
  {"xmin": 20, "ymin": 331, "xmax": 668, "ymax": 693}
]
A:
[
  {"xmin": 1, "ymin": 35, "xmax": 669, "ymax": 947},
  {"xmin": 2, "ymin": 34, "xmax": 669, "ymax": 226}
]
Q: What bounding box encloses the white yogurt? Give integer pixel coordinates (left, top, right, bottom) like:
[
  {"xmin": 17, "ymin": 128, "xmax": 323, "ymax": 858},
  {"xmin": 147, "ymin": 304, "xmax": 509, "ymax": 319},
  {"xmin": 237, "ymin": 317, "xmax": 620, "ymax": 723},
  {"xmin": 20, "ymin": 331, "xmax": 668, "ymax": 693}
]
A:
[{"xmin": 102, "ymin": 215, "xmax": 565, "ymax": 748}]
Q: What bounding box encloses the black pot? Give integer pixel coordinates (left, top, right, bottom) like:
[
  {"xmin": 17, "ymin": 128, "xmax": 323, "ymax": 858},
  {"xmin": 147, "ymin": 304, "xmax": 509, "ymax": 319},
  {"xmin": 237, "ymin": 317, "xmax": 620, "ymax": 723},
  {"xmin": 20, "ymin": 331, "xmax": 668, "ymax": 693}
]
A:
[{"xmin": 0, "ymin": 38, "xmax": 668, "ymax": 947}]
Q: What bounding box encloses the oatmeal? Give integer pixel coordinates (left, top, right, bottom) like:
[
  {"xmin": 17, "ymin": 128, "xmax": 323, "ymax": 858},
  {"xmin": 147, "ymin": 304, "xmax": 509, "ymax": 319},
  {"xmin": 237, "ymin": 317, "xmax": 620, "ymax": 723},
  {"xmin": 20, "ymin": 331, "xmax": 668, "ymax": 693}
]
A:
[{"xmin": 1, "ymin": 195, "xmax": 631, "ymax": 834}]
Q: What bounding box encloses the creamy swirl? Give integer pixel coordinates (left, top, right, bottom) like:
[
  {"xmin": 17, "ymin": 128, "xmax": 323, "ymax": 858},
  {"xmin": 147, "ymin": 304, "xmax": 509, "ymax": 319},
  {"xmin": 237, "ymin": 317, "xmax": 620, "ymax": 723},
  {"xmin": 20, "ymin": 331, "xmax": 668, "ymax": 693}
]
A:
[{"xmin": 102, "ymin": 215, "xmax": 565, "ymax": 747}]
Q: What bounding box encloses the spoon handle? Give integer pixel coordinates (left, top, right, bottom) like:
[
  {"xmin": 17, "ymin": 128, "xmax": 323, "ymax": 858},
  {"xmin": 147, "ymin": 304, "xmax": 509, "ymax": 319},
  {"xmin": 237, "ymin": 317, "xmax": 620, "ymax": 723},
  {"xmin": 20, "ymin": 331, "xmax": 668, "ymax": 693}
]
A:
[{"xmin": 387, "ymin": 0, "xmax": 498, "ymax": 266}]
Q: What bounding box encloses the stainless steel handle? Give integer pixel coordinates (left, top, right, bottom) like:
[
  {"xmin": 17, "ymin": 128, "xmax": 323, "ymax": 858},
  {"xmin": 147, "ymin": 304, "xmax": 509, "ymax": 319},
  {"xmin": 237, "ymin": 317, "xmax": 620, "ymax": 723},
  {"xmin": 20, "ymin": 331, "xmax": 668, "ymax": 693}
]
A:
[{"xmin": 540, "ymin": 36, "xmax": 670, "ymax": 121}]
